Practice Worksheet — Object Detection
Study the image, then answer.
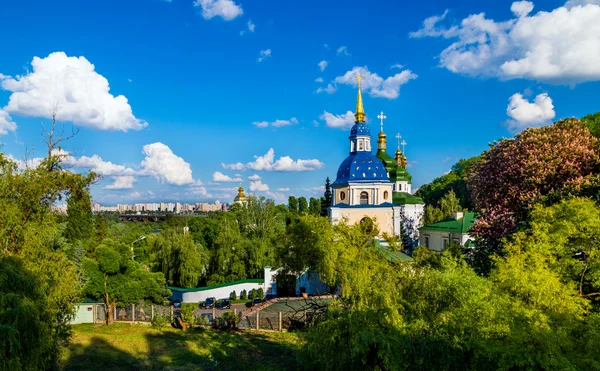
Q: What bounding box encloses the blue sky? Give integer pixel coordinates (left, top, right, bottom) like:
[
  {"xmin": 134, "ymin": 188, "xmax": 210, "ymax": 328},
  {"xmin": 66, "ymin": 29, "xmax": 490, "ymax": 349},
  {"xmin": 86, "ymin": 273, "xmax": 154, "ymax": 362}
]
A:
[{"xmin": 1, "ymin": 0, "xmax": 599, "ymax": 204}]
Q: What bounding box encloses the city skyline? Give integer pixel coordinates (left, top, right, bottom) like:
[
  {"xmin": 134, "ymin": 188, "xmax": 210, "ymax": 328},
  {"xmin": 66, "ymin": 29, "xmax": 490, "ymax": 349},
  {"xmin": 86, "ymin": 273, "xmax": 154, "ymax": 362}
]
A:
[{"xmin": 1, "ymin": 0, "xmax": 600, "ymax": 204}]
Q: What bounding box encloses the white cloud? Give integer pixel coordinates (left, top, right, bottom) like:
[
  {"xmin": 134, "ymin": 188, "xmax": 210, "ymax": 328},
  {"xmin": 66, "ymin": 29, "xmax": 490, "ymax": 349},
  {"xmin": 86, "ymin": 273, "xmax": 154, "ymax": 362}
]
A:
[
  {"xmin": 193, "ymin": 0, "xmax": 243, "ymax": 20},
  {"xmin": 334, "ymin": 66, "xmax": 417, "ymax": 99},
  {"xmin": 213, "ymin": 171, "xmax": 242, "ymax": 182},
  {"xmin": 266, "ymin": 191, "xmax": 285, "ymax": 201},
  {"xmin": 249, "ymin": 180, "xmax": 269, "ymax": 191},
  {"xmin": 257, "ymin": 49, "xmax": 271, "ymax": 62},
  {"xmin": 277, "ymin": 187, "xmax": 290, "ymax": 192},
  {"xmin": 247, "ymin": 148, "xmax": 324, "ymax": 172},
  {"xmin": 316, "ymin": 84, "xmax": 337, "ymax": 94},
  {"xmin": 221, "ymin": 162, "xmax": 245, "ymax": 170},
  {"xmin": 320, "ymin": 110, "xmax": 355, "ymax": 129},
  {"xmin": 247, "ymin": 20, "xmax": 255, "ymax": 32},
  {"xmin": 318, "ymin": 60, "xmax": 328, "ymax": 72},
  {"xmin": 337, "ymin": 46, "xmax": 351, "ymax": 56},
  {"xmin": 1, "ymin": 52, "xmax": 147, "ymax": 131},
  {"xmin": 391, "ymin": 64, "xmax": 405, "ymax": 69},
  {"xmin": 64, "ymin": 154, "xmax": 137, "ymax": 176},
  {"xmin": 140, "ymin": 142, "xmax": 194, "ymax": 185},
  {"xmin": 253, "ymin": 117, "xmax": 298, "ymax": 128},
  {"xmin": 104, "ymin": 175, "xmax": 136, "ymax": 189},
  {"xmin": 410, "ymin": 1, "xmax": 600, "ymax": 84},
  {"xmin": 315, "ymin": 77, "xmax": 324, "ymax": 83},
  {"xmin": 248, "ymin": 174, "xmax": 261, "ymax": 181},
  {"xmin": 0, "ymin": 109, "xmax": 17, "ymax": 135},
  {"xmin": 506, "ymin": 92, "xmax": 556, "ymax": 131}
]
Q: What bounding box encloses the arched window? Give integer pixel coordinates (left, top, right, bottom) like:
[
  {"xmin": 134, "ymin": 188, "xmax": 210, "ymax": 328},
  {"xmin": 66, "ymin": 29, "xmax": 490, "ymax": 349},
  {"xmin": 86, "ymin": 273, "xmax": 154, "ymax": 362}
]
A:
[
  {"xmin": 360, "ymin": 217, "xmax": 375, "ymax": 234},
  {"xmin": 383, "ymin": 191, "xmax": 389, "ymax": 200},
  {"xmin": 360, "ymin": 191, "xmax": 369, "ymax": 205}
]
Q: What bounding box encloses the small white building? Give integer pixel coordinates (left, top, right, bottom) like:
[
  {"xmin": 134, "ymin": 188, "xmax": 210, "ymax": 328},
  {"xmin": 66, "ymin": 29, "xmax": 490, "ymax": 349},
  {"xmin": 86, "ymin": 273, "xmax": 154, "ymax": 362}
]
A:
[{"xmin": 418, "ymin": 212, "xmax": 476, "ymax": 252}]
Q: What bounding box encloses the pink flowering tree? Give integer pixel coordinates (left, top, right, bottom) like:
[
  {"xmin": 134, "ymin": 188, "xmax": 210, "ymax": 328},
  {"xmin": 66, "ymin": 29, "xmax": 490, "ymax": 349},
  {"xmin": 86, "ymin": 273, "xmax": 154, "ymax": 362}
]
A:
[{"xmin": 468, "ymin": 119, "xmax": 600, "ymax": 240}]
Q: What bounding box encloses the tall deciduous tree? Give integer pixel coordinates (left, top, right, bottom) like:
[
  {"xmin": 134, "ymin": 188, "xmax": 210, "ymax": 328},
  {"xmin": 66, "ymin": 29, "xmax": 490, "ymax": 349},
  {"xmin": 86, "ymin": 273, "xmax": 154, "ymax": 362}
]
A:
[
  {"xmin": 309, "ymin": 197, "xmax": 321, "ymax": 216},
  {"xmin": 288, "ymin": 196, "xmax": 298, "ymax": 214},
  {"xmin": 65, "ymin": 183, "xmax": 94, "ymax": 242},
  {"xmin": 298, "ymin": 197, "xmax": 308, "ymax": 214},
  {"xmin": 82, "ymin": 239, "xmax": 170, "ymax": 325}
]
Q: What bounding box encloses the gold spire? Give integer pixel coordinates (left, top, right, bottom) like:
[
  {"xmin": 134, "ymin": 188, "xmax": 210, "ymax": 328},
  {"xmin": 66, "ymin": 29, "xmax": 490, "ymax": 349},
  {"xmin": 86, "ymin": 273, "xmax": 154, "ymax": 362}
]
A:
[
  {"xmin": 377, "ymin": 111, "xmax": 387, "ymax": 150},
  {"xmin": 354, "ymin": 72, "xmax": 366, "ymax": 123},
  {"xmin": 234, "ymin": 186, "xmax": 247, "ymax": 202}
]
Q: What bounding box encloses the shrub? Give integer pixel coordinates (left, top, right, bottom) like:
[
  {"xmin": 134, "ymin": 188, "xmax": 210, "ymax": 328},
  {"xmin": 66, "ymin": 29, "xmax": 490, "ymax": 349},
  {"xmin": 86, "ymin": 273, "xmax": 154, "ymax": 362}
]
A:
[
  {"xmin": 151, "ymin": 314, "xmax": 169, "ymax": 329},
  {"xmin": 214, "ymin": 311, "xmax": 240, "ymax": 330},
  {"xmin": 230, "ymin": 290, "xmax": 237, "ymax": 300},
  {"xmin": 240, "ymin": 289, "xmax": 247, "ymax": 300},
  {"xmin": 249, "ymin": 289, "xmax": 256, "ymax": 300},
  {"xmin": 257, "ymin": 288, "xmax": 264, "ymax": 299},
  {"xmin": 179, "ymin": 303, "xmax": 196, "ymax": 329}
]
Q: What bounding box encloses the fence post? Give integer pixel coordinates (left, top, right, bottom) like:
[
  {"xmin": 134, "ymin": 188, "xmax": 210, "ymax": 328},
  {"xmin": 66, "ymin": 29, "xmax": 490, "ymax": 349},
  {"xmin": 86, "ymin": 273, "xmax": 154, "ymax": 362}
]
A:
[
  {"xmin": 114, "ymin": 305, "xmax": 116, "ymax": 322},
  {"xmin": 151, "ymin": 305, "xmax": 154, "ymax": 320},
  {"xmin": 132, "ymin": 304, "xmax": 135, "ymax": 323},
  {"xmin": 279, "ymin": 311, "xmax": 282, "ymax": 332},
  {"xmin": 256, "ymin": 310, "xmax": 259, "ymax": 330},
  {"xmin": 234, "ymin": 308, "xmax": 237, "ymax": 316},
  {"xmin": 212, "ymin": 306, "xmax": 216, "ymax": 324},
  {"xmin": 171, "ymin": 306, "xmax": 174, "ymax": 322}
]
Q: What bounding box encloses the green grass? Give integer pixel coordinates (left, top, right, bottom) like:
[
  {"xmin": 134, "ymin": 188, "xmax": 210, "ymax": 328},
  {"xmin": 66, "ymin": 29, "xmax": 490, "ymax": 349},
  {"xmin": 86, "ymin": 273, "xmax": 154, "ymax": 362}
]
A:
[{"xmin": 62, "ymin": 323, "xmax": 301, "ymax": 371}]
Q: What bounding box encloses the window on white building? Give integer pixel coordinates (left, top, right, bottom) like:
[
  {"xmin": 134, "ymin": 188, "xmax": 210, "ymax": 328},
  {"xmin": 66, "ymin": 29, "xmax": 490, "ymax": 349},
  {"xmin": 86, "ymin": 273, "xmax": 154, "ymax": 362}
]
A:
[
  {"xmin": 360, "ymin": 191, "xmax": 369, "ymax": 205},
  {"xmin": 425, "ymin": 236, "xmax": 429, "ymax": 248}
]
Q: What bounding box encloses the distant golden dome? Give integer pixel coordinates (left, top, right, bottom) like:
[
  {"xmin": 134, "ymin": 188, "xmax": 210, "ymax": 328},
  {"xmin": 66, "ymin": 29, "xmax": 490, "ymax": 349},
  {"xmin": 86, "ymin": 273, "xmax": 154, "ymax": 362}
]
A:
[{"xmin": 234, "ymin": 186, "xmax": 247, "ymax": 202}]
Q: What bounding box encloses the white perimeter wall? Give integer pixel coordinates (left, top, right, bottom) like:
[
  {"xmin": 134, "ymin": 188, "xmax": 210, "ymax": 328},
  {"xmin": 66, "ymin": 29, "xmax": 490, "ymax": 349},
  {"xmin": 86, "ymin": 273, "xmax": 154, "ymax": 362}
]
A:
[{"xmin": 180, "ymin": 281, "xmax": 264, "ymax": 303}]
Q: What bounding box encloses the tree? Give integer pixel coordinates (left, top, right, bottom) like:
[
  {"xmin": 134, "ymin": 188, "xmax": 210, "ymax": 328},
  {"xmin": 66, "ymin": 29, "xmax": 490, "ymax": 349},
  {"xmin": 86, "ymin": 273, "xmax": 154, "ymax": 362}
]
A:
[
  {"xmin": 321, "ymin": 177, "xmax": 332, "ymax": 216},
  {"xmin": 298, "ymin": 197, "xmax": 308, "ymax": 214},
  {"xmin": 421, "ymin": 190, "xmax": 462, "ymax": 226},
  {"xmin": 240, "ymin": 289, "xmax": 247, "ymax": 300},
  {"xmin": 416, "ymin": 157, "xmax": 479, "ymax": 209},
  {"xmin": 309, "ymin": 197, "xmax": 321, "ymax": 216},
  {"xmin": 581, "ymin": 111, "xmax": 600, "ymax": 138},
  {"xmin": 82, "ymin": 239, "xmax": 170, "ymax": 325},
  {"xmin": 288, "ymin": 196, "xmax": 298, "ymax": 214},
  {"xmin": 230, "ymin": 290, "xmax": 237, "ymax": 300},
  {"xmin": 64, "ymin": 182, "xmax": 94, "ymax": 242}
]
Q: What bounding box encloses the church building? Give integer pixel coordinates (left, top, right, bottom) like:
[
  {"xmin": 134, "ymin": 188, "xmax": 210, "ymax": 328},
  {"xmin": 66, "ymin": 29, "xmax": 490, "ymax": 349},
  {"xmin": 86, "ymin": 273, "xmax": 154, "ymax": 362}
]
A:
[{"xmin": 328, "ymin": 73, "xmax": 424, "ymax": 244}]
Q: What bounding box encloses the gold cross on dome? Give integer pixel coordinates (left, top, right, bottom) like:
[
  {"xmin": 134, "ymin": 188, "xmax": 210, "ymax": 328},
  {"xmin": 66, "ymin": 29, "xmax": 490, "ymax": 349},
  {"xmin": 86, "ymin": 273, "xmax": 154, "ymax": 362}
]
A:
[
  {"xmin": 401, "ymin": 140, "xmax": 407, "ymax": 153},
  {"xmin": 355, "ymin": 72, "xmax": 362, "ymax": 87},
  {"xmin": 377, "ymin": 111, "xmax": 386, "ymax": 131},
  {"xmin": 396, "ymin": 133, "xmax": 402, "ymax": 149}
]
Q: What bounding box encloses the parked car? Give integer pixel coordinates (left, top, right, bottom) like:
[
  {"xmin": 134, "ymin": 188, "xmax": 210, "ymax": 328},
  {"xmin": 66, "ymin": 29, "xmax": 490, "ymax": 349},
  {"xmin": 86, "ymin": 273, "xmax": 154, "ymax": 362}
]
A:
[
  {"xmin": 251, "ymin": 298, "xmax": 263, "ymax": 307},
  {"xmin": 170, "ymin": 299, "xmax": 182, "ymax": 308},
  {"xmin": 215, "ymin": 299, "xmax": 231, "ymax": 310},
  {"xmin": 201, "ymin": 297, "xmax": 216, "ymax": 309}
]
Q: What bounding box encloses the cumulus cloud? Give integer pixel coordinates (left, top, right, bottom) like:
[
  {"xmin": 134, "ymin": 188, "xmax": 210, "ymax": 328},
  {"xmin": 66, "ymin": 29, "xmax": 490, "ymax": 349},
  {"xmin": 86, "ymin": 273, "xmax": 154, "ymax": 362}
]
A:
[
  {"xmin": 240, "ymin": 20, "xmax": 255, "ymax": 35},
  {"xmin": 1, "ymin": 52, "xmax": 147, "ymax": 131},
  {"xmin": 316, "ymin": 84, "xmax": 337, "ymax": 94},
  {"xmin": 266, "ymin": 191, "xmax": 285, "ymax": 201},
  {"xmin": 334, "ymin": 66, "xmax": 417, "ymax": 99},
  {"xmin": 410, "ymin": 1, "xmax": 600, "ymax": 84},
  {"xmin": 246, "ymin": 148, "xmax": 323, "ymax": 172},
  {"xmin": 0, "ymin": 109, "xmax": 17, "ymax": 135},
  {"xmin": 314, "ymin": 77, "xmax": 324, "ymax": 83},
  {"xmin": 506, "ymin": 92, "xmax": 556, "ymax": 131},
  {"xmin": 64, "ymin": 154, "xmax": 137, "ymax": 176},
  {"xmin": 249, "ymin": 180, "xmax": 269, "ymax": 191},
  {"xmin": 253, "ymin": 117, "xmax": 298, "ymax": 128},
  {"xmin": 104, "ymin": 175, "xmax": 136, "ymax": 189},
  {"xmin": 391, "ymin": 64, "xmax": 405, "ymax": 69},
  {"xmin": 221, "ymin": 162, "xmax": 245, "ymax": 170},
  {"xmin": 140, "ymin": 142, "xmax": 194, "ymax": 185},
  {"xmin": 258, "ymin": 49, "xmax": 272, "ymax": 62},
  {"xmin": 337, "ymin": 46, "xmax": 351, "ymax": 56},
  {"xmin": 277, "ymin": 187, "xmax": 290, "ymax": 192},
  {"xmin": 248, "ymin": 174, "xmax": 261, "ymax": 181},
  {"xmin": 193, "ymin": 0, "xmax": 243, "ymax": 20},
  {"xmin": 213, "ymin": 171, "xmax": 242, "ymax": 182},
  {"xmin": 320, "ymin": 110, "xmax": 355, "ymax": 129},
  {"xmin": 318, "ymin": 60, "xmax": 328, "ymax": 72}
]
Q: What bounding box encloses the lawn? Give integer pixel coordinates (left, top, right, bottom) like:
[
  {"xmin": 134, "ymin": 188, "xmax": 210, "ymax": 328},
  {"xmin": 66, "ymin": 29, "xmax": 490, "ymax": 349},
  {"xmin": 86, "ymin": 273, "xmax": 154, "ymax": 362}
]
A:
[{"xmin": 62, "ymin": 323, "xmax": 302, "ymax": 371}]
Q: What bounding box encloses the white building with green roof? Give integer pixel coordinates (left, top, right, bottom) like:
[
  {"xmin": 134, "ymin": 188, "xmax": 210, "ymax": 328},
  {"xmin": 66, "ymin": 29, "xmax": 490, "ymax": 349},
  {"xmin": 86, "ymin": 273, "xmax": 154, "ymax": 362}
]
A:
[{"xmin": 419, "ymin": 212, "xmax": 476, "ymax": 252}]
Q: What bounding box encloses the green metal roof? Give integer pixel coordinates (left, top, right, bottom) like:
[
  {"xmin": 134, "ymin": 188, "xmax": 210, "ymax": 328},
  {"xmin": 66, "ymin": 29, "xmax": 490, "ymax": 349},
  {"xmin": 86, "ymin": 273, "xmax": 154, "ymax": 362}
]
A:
[
  {"xmin": 390, "ymin": 165, "xmax": 412, "ymax": 182},
  {"xmin": 375, "ymin": 149, "xmax": 396, "ymax": 173},
  {"xmin": 167, "ymin": 278, "xmax": 264, "ymax": 293},
  {"xmin": 392, "ymin": 192, "xmax": 424, "ymax": 205},
  {"xmin": 419, "ymin": 212, "xmax": 476, "ymax": 234},
  {"xmin": 373, "ymin": 240, "xmax": 413, "ymax": 262}
]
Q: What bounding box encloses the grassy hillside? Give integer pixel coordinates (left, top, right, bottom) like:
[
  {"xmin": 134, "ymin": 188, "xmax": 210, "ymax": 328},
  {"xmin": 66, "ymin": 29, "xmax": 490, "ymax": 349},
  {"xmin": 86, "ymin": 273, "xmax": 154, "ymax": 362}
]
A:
[{"xmin": 62, "ymin": 324, "xmax": 301, "ymax": 371}]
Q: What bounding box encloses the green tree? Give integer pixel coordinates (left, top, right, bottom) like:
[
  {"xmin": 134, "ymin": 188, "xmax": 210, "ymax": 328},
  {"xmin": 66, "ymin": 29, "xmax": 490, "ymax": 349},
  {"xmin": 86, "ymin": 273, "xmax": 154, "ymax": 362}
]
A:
[
  {"xmin": 416, "ymin": 157, "xmax": 479, "ymax": 209},
  {"xmin": 82, "ymin": 239, "xmax": 170, "ymax": 325},
  {"xmin": 298, "ymin": 197, "xmax": 308, "ymax": 214},
  {"xmin": 65, "ymin": 181, "xmax": 94, "ymax": 242},
  {"xmin": 582, "ymin": 111, "xmax": 600, "ymax": 138},
  {"xmin": 230, "ymin": 290, "xmax": 237, "ymax": 300},
  {"xmin": 288, "ymin": 196, "xmax": 298, "ymax": 214},
  {"xmin": 309, "ymin": 197, "xmax": 321, "ymax": 216},
  {"xmin": 321, "ymin": 177, "xmax": 333, "ymax": 216}
]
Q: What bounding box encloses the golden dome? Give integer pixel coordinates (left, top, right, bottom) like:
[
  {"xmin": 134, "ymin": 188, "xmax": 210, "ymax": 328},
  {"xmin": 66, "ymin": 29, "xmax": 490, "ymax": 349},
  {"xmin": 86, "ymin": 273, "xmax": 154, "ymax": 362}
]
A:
[{"xmin": 234, "ymin": 186, "xmax": 247, "ymax": 202}]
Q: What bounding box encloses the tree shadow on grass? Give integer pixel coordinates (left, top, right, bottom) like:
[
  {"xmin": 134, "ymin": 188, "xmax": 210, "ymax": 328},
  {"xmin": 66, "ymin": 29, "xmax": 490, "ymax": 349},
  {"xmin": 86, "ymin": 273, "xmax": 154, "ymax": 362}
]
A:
[
  {"xmin": 62, "ymin": 327, "xmax": 300, "ymax": 371},
  {"xmin": 62, "ymin": 337, "xmax": 145, "ymax": 371}
]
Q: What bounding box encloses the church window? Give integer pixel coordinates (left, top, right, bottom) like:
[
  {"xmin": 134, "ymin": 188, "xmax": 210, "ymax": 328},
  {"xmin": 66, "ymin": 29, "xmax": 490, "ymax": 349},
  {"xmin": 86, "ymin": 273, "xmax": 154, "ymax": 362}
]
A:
[
  {"xmin": 359, "ymin": 141, "xmax": 364, "ymax": 150},
  {"xmin": 425, "ymin": 236, "xmax": 429, "ymax": 248},
  {"xmin": 360, "ymin": 191, "xmax": 369, "ymax": 205},
  {"xmin": 360, "ymin": 217, "xmax": 375, "ymax": 234},
  {"xmin": 340, "ymin": 191, "xmax": 346, "ymax": 201},
  {"xmin": 383, "ymin": 191, "xmax": 389, "ymax": 200}
]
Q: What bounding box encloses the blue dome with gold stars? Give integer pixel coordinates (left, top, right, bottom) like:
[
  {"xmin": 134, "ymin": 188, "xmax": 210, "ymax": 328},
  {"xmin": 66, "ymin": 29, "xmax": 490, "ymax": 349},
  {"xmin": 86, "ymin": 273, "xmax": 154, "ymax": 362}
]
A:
[
  {"xmin": 350, "ymin": 122, "xmax": 370, "ymax": 137},
  {"xmin": 333, "ymin": 152, "xmax": 390, "ymax": 185}
]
